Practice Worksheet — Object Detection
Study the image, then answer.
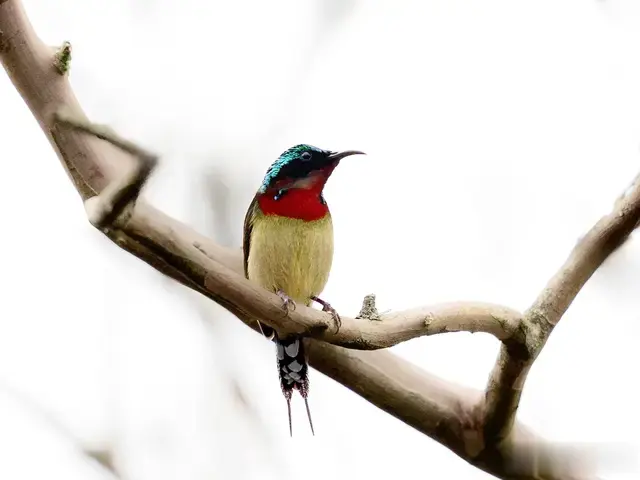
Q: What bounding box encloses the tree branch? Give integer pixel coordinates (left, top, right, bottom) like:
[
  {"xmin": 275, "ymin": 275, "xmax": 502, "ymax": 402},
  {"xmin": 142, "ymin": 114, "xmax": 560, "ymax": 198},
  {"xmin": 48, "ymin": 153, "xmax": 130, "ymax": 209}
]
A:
[
  {"xmin": 480, "ymin": 170, "xmax": 640, "ymax": 448},
  {"xmin": 1, "ymin": 0, "xmax": 631, "ymax": 478},
  {"xmin": 53, "ymin": 110, "xmax": 158, "ymax": 230},
  {"xmin": 54, "ymin": 111, "xmax": 530, "ymax": 350}
]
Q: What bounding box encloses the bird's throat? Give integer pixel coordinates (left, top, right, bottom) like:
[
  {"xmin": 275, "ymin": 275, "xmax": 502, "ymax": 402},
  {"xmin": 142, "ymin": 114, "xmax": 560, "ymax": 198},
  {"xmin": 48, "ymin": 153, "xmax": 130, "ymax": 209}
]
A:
[{"xmin": 258, "ymin": 187, "xmax": 329, "ymax": 221}]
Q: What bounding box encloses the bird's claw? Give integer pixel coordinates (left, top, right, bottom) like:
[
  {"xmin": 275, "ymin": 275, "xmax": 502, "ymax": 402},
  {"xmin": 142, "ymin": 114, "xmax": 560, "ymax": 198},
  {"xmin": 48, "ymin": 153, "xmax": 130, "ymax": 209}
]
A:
[
  {"xmin": 326, "ymin": 306, "xmax": 341, "ymax": 334},
  {"xmin": 277, "ymin": 289, "xmax": 296, "ymax": 315},
  {"xmin": 311, "ymin": 296, "xmax": 341, "ymax": 333}
]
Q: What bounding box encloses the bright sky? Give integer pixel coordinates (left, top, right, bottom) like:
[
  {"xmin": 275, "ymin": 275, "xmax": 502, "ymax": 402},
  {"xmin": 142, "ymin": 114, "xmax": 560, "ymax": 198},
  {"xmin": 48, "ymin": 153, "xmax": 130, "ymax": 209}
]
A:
[{"xmin": 1, "ymin": 0, "xmax": 640, "ymax": 479}]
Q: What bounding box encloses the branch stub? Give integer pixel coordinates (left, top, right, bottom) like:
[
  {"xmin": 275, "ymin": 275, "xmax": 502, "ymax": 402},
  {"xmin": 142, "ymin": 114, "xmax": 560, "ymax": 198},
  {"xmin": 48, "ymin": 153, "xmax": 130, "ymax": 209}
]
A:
[{"xmin": 356, "ymin": 293, "xmax": 381, "ymax": 321}]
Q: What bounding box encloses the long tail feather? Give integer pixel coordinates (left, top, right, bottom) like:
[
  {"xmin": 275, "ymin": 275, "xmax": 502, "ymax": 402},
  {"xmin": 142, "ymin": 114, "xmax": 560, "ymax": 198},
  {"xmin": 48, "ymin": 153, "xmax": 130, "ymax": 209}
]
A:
[
  {"xmin": 286, "ymin": 396, "xmax": 293, "ymax": 437},
  {"xmin": 303, "ymin": 396, "xmax": 315, "ymax": 435},
  {"xmin": 275, "ymin": 335, "xmax": 311, "ymax": 436}
]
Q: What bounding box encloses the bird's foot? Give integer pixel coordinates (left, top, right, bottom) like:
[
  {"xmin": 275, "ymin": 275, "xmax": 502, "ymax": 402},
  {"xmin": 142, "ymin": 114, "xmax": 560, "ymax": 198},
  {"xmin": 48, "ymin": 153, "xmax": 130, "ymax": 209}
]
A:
[
  {"xmin": 311, "ymin": 296, "xmax": 341, "ymax": 333},
  {"xmin": 276, "ymin": 289, "xmax": 296, "ymax": 315}
]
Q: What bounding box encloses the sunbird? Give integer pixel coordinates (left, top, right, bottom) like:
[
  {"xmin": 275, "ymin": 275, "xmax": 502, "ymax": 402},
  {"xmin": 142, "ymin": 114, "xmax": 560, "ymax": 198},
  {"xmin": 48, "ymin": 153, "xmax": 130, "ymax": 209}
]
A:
[{"xmin": 243, "ymin": 144, "xmax": 364, "ymax": 435}]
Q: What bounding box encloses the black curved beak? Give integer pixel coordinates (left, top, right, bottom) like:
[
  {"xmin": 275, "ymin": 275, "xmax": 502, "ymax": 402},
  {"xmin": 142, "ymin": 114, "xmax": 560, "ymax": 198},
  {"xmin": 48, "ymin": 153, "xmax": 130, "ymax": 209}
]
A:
[{"xmin": 327, "ymin": 150, "xmax": 366, "ymax": 161}]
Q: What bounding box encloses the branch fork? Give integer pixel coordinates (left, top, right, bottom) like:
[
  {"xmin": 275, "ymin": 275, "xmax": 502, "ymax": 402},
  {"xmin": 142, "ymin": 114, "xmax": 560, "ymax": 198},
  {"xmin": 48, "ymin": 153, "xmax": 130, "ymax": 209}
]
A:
[{"xmin": 53, "ymin": 110, "xmax": 158, "ymax": 231}]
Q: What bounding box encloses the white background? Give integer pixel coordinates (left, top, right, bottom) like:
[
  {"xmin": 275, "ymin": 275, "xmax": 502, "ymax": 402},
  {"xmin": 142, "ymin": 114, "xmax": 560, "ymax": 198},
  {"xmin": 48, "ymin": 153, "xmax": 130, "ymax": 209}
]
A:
[{"xmin": 1, "ymin": 0, "xmax": 640, "ymax": 478}]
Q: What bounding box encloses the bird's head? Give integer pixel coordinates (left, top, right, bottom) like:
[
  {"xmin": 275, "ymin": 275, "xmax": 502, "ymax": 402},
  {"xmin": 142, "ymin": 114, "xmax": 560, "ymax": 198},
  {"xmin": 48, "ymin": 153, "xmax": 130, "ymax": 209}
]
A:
[{"xmin": 258, "ymin": 144, "xmax": 364, "ymax": 195}]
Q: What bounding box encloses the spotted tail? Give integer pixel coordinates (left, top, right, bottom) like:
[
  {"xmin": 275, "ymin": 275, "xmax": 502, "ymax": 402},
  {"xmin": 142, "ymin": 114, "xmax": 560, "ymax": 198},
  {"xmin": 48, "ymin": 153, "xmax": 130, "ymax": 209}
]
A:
[{"xmin": 275, "ymin": 335, "xmax": 314, "ymax": 436}]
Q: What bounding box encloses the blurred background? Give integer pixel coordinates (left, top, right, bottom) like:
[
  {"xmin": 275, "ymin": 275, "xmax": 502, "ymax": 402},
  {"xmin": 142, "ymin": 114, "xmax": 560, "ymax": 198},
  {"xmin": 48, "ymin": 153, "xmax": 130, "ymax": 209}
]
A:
[{"xmin": 1, "ymin": 0, "xmax": 640, "ymax": 478}]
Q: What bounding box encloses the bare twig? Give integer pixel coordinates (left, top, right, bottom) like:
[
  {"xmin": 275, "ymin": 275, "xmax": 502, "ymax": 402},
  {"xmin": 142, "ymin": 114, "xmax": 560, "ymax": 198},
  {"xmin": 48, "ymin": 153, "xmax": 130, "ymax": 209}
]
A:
[
  {"xmin": 1, "ymin": 0, "xmax": 633, "ymax": 478},
  {"xmin": 54, "ymin": 110, "xmax": 158, "ymax": 230}
]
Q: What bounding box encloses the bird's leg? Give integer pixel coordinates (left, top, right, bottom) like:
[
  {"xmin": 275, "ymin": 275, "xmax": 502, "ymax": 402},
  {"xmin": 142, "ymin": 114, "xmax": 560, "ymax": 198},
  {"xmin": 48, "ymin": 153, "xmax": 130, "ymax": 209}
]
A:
[
  {"xmin": 310, "ymin": 296, "xmax": 341, "ymax": 333},
  {"xmin": 276, "ymin": 289, "xmax": 297, "ymax": 314}
]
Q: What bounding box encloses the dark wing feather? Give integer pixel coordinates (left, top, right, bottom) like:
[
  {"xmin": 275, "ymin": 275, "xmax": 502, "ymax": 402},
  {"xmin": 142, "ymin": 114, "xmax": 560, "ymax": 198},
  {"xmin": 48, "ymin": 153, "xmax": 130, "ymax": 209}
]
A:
[
  {"xmin": 243, "ymin": 194, "xmax": 259, "ymax": 279},
  {"xmin": 243, "ymin": 195, "xmax": 275, "ymax": 339}
]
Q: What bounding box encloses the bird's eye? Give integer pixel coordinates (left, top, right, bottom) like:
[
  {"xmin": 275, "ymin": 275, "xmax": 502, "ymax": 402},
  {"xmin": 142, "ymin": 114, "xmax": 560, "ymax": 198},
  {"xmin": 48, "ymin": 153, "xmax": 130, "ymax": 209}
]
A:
[
  {"xmin": 274, "ymin": 189, "xmax": 287, "ymax": 201},
  {"xmin": 301, "ymin": 152, "xmax": 312, "ymax": 161}
]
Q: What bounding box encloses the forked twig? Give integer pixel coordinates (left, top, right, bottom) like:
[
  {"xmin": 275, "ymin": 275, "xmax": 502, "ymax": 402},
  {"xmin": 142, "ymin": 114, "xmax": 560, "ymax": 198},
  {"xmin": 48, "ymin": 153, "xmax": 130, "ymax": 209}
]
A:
[{"xmin": 54, "ymin": 111, "xmax": 158, "ymax": 231}]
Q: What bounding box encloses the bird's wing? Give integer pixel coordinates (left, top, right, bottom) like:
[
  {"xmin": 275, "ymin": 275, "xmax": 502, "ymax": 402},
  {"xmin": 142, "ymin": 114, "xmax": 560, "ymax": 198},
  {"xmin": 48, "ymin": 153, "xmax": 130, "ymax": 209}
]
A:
[
  {"xmin": 243, "ymin": 195, "xmax": 275, "ymax": 339},
  {"xmin": 242, "ymin": 194, "xmax": 259, "ymax": 279}
]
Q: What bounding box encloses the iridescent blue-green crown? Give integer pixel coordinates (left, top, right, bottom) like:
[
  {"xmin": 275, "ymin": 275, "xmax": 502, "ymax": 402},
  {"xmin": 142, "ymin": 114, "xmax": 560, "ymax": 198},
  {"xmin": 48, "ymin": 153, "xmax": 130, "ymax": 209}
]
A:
[{"xmin": 259, "ymin": 144, "xmax": 327, "ymax": 192}]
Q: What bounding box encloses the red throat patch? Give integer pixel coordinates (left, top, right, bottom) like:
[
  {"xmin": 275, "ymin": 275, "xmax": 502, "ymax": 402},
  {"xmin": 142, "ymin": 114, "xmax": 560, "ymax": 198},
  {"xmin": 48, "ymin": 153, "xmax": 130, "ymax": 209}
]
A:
[
  {"xmin": 257, "ymin": 165, "xmax": 335, "ymax": 221},
  {"xmin": 258, "ymin": 187, "xmax": 329, "ymax": 221}
]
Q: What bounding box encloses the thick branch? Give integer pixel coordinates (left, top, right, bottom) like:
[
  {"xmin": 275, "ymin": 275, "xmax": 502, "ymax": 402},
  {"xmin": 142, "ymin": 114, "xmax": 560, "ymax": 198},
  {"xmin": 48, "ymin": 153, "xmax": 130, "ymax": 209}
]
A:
[{"xmin": 1, "ymin": 1, "xmax": 613, "ymax": 478}]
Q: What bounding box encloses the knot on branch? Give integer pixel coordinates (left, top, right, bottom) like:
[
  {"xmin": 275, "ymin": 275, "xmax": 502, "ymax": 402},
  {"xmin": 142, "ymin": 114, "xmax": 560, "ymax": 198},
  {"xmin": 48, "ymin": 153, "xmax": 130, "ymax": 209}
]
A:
[
  {"xmin": 356, "ymin": 293, "xmax": 381, "ymax": 321},
  {"xmin": 520, "ymin": 308, "xmax": 553, "ymax": 358}
]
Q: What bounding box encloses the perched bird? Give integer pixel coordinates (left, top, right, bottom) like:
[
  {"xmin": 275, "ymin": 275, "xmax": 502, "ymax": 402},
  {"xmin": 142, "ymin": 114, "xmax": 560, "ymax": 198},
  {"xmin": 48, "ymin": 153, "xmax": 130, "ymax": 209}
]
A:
[{"xmin": 243, "ymin": 144, "xmax": 364, "ymax": 436}]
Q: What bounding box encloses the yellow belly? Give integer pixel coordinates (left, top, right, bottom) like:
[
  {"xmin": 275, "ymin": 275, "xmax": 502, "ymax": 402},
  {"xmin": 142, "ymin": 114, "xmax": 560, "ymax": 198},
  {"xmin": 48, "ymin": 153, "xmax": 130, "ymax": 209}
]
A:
[{"xmin": 247, "ymin": 214, "xmax": 334, "ymax": 306}]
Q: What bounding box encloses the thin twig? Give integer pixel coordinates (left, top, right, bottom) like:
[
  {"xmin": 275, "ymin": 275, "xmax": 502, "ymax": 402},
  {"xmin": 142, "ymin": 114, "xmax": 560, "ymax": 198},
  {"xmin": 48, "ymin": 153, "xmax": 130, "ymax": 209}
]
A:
[{"xmin": 54, "ymin": 111, "xmax": 158, "ymax": 231}]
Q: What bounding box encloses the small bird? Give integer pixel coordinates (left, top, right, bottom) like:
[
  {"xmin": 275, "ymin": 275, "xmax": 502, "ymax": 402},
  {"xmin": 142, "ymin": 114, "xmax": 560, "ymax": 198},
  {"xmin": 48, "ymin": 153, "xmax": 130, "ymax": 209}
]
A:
[{"xmin": 243, "ymin": 144, "xmax": 364, "ymax": 436}]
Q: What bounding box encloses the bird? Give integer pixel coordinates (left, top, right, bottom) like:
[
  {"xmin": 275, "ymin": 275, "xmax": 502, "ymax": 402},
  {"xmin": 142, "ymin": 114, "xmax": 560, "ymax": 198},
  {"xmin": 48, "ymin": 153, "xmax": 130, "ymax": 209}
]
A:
[{"xmin": 243, "ymin": 144, "xmax": 364, "ymax": 436}]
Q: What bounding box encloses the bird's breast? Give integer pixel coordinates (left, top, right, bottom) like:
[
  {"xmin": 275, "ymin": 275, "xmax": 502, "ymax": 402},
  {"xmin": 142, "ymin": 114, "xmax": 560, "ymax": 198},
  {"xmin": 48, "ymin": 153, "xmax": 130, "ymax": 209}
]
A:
[{"xmin": 247, "ymin": 213, "xmax": 334, "ymax": 306}]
